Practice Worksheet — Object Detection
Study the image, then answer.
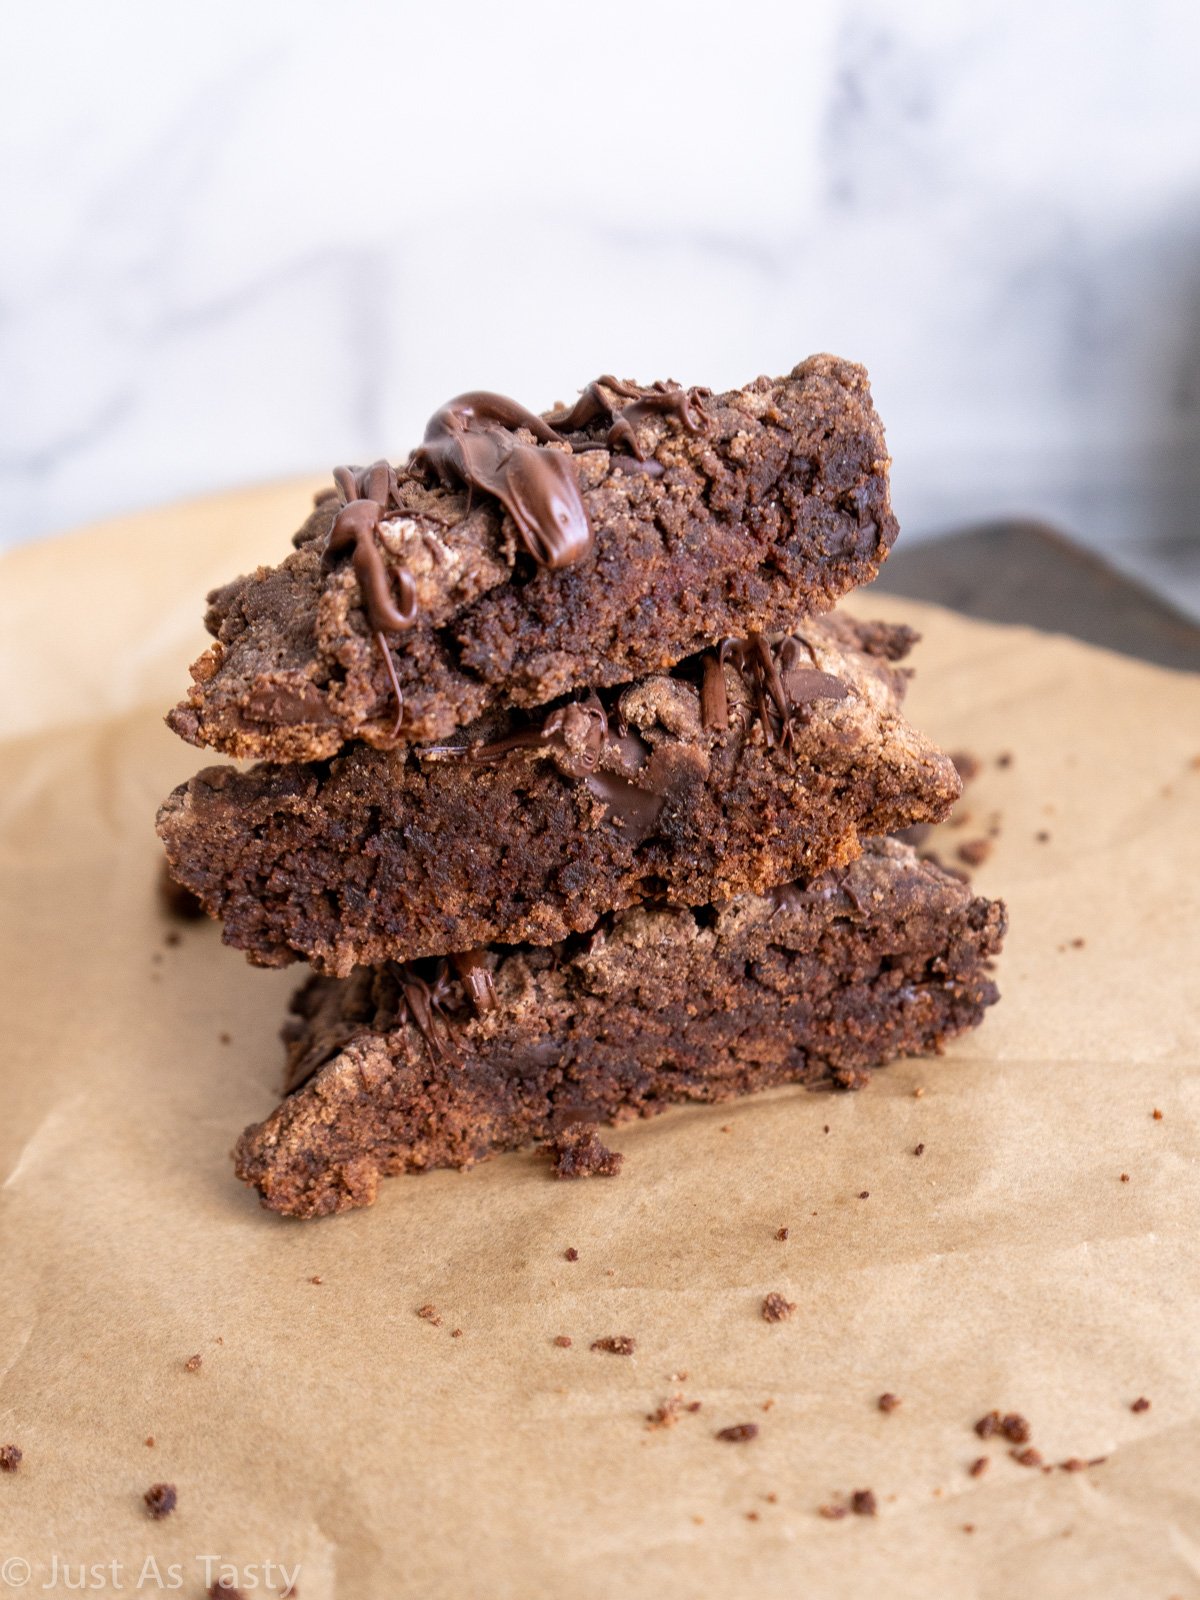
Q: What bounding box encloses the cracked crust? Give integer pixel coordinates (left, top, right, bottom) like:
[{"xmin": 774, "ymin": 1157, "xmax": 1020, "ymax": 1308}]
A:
[
  {"xmin": 234, "ymin": 838, "xmax": 1007, "ymax": 1217},
  {"xmin": 156, "ymin": 613, "xmax": 961, "ymax": 975},
  {"xmin": 168, "ymin": 356, "xmax": 898, "ymax": 761}
]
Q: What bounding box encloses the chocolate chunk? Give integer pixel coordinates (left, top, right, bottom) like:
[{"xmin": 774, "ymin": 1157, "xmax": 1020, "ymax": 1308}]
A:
[
  {"xmin": 715, "ymin": 1424, "xmax": 759, "ymax": 1443},
  {"xmin": 0, "ymin": 1444, "xmax": 22, "ymax": 1473}
]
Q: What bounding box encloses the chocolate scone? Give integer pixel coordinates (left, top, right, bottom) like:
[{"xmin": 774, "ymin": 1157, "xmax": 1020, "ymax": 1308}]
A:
[
  {"xmin": 234, "ymin": 838, "xmax": 1006, "ymax": 1218},
  {"xmin": 157, "ymin": 614, "xmax": 961, "ymax": 976},
  {"xmin": 168, "ymin": 357, "xmax": 898, "ymax": 761}
]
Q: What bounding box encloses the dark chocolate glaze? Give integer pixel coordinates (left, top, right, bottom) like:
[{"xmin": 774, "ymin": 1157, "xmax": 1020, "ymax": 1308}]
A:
[
  {"xmin": 323, "ymin": 460, "xmax": 419, "ymax": 737},
  {"xmin": 410, "ymin": 392, "xmax": 593, "ymax": 570}
]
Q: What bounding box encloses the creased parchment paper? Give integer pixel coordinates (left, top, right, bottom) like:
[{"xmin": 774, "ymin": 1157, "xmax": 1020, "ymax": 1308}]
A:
[{"xmin": 1, "ymin": 484, "xmax": 1199, "ymax": 1600}]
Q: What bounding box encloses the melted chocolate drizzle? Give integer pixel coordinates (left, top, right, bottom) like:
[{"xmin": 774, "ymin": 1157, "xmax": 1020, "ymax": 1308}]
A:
[
  {"xmin": 701, "ymin": 634, "xmax": 849, "ymax": 749},
  {"xmin": 548, "ymin": 375, "xmax": 711, "ymax": 461},
  {"xmin": 321, "ymin": 376, "xmax": 708, "ymax": 740},
  {"xmin": 409, "ymin": 392, "xmax": 593, "ymax": 569},
  {"xmin": 323, "ymin": 460, "xmax": 418, "ymax": 737}
]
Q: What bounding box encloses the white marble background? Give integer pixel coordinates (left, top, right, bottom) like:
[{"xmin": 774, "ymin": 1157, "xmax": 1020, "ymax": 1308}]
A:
[{"xmin": 3, "ymin": 0, "xmax": 1200, "ymax": 614}]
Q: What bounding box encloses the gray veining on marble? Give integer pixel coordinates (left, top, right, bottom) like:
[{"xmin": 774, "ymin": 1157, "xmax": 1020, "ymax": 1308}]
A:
[{"xmin": 2, "ymin": 0, "xmax": 1198, "ymax": 617}]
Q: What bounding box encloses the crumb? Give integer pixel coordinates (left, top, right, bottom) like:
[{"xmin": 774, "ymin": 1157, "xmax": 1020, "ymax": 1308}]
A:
[
  {"xmin": 1070, "ymin": 937, "xmax": 1085, "ymax": 948},
  {"xmin": 775, "ymin": 1227, "xmax": 789, "ymax": 1241},
  {"xmin": 823, "ymin": 1124, "xmax": 831, "ymax": 1134},
  {"xmin": 950, "ymin": 751, "xmax": 981, "ymax": 784},
  {"xmin": 761, "ymin": 1293, "xmax": 796, "ymax": 1323},
  {"xmin": 214, "ymin": 1336, "xmax": 223, "ymax": 1346},
  {"xmin": 144, "ymin": 1436, "xmax": 155, "ymax": 1448},
  {"xmin": 553, "ymin": 1335, "xmax": 572, "ymax": 1348},
  {"xmin": 818, "ymin": 1504, "xmax": 848, "ymax": 1520},
  {"xmin": 591, "ymin": 1336, "xmax": 635, "ymax": 1356},
  {"xmin": 416, "ymin": 1304, "xmax": 443, "ymax": 1327},
  {"xmin": 1120, "ymin": 1173, "xmax": 1130, "ymax": 1183},
  {"xmin": 1059, "ymin": 1457, "xmax": 1087, "ymax": 1472},
  {"xmin": 548, "ymin": 1124, "xmax": 624, "ymax": 1179},
  {"xmin": 969, "ymin": 1456, "xmax": 988, "ymax": 1477},
  {"xmin": 765, "ymin": 1492, "xmax": 778, "ymax": 1503},
  {"xmin": 184, "ymin": 1354, "xmax": 202, "ymax": 1372},
  {"xmin": 164, "ymin": 929, "xmax": 181, "ymax": 947},
  {"xmin": 858, "ymin": 1191, "xmax": 870, "ymax": 1200},
  {"xmin": 218, "ymin": 1031, "xmax": 232, "ymax": 1045},
  {"xmin": 878, "ymin": 1393, "xmax": 901, "ymax": 1413},
  {"xmin": 691, "ymin": 1515, "xmax": 704, "ymax": 1525},
  {"xmin": 646, "ymin": 1397, "xmax": 685, "ymax": 1430},
  {"xmin": 913, "ymin": 1086, "xmax": 925, "ymax": 1098},
  {"xmin": 746, "ymin": 1510, "xmax": 760, "ymax": 1521},
  {"xmin": 668, "ymin": 1370, "xmax": 689, "ymax": 1382},
  {"xmin": 1011, "ymin": 1447, "xmax": 1043, "ymax": 1468},
  {"xmin": 720, "ymin": 1123, "xmax": 732, "ymax": 1133},
  {"xmin": 851, "ymin": 1489, "xmax": 877, "ymax": 1516},
  {"xmin": 143, "ymin": 1482, "xmax": 177, "ymax": 1519},
  {"xmin": 761, "ymin": 1399, "xmax": 775, "ymax": 1412},
  {"xmin": 1001, "ymin": 1413, "xmax": 1031, "ymax": 1444},
  {"xmin": 957, "ymin": 838, "xmax": 993, "ymax": 867},
  {"xmin": 450, "ymin": 1328, "xmax": 463, "ymax": 1339},
  {"xmin": 996, "ymin": 752, "xmax": 1013, "ymax": 768},
  {"xmin": 564, "ymin": 1247, "xmax": 579, "ymax": 1262},
  {"xmin": 0, "ymin": 1444, "xmax": 22, "ymax": 1472},
  {"xmin": 1131, "ymin": 1396, "xmax": 1151, "ymax": 1413},
  {"xmin": 605, "ymin": 1268, "xmax": 615, "ymax": 1277},
  {"xmin": 715, "ymin": 1424, "xmax": 759, "ymax": 1443},
  {"xmin": 309, "ymin": 1275, "xmax": 322, "ymax": 1285},
  {"xmin": 1153, "ymin": 1109, "xmax": 1163, "ymax": 1120},
  {"xmin": 1035, "ymin": 830, "xmax": 1051, "ymax": 843},
  {"xmin": 1087, "ymin": 1455, "xmax": 1108, "ymax": 1467},
  {"xmin": 962, "ymin": 1522, "xmax": 976, "ymax": 1534},
  {"xmin": 913, "ymin": 1143, "xmax": 925, "ymax": 1157}
]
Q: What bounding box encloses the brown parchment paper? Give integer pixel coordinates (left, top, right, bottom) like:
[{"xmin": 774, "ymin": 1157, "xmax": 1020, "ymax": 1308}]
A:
[{"xmin": 2, "ymin": 484, "xmax": 1199, "ymax": 1600}]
